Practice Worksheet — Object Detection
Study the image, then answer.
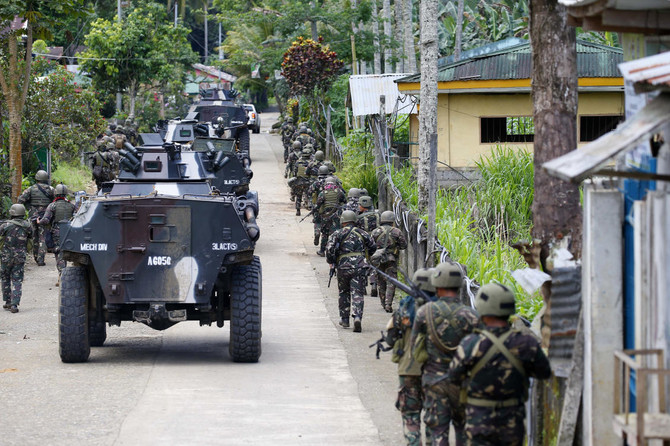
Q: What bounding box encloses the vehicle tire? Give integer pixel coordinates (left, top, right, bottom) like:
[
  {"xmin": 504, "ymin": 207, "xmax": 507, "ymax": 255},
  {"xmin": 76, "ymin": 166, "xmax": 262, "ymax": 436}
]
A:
[
  {"xmin": 253, "ymin": 124, "xmax": 260, "ymax": 134},
  {"xmin": 59, "ymin": 266, "xmax": 90, "ymax": 363},
  {"xmin": 238, "ymin": 127, "xmax": 250, "ymax": 156},
  {"xmin": 89, "ymin": 285, "xmax": 107, "ymax": 347},
  {"xmin": 229, "ymin": 255, "xmax": 262, "ymax": 363}
]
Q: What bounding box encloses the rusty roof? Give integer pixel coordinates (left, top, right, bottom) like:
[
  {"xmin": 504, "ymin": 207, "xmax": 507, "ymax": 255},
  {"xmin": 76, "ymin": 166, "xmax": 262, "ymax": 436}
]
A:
[
  {"xmin": 619, "ymin": 51, "xmax": 670, "ymax": 93},
  {"xmin": 397, "ymin": 40, "xmax": 623, "ymax": 84}
]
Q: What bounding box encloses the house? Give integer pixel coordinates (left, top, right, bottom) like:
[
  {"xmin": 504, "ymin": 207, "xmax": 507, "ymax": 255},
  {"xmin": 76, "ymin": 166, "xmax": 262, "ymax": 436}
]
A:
[
  {"xmin": 395, "ymin": 39, "xmax": 624, "ymax": 177},
  {"xmin": 185, "ymin": 63, "xmax": 237, "ymax": 95}
]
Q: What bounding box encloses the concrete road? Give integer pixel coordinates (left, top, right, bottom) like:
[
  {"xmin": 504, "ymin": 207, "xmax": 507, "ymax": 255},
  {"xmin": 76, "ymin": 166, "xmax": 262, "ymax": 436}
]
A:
[{"xmin": 0, "ymin": 113, "xmax": 404, "ymax": 445}]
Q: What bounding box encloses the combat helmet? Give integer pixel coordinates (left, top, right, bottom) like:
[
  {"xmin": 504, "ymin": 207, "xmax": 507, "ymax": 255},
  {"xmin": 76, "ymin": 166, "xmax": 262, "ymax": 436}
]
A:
[
  {"xmin": 325, "ymin": 176, "xmax": 337, "ymax": 185},
  {"xmin": 430, "ymin": 262, "xmax": 463, "ymax": 290},
  {"xmin": 9, "ymin": 203, "xmax": 25, "ymax": 217},
  {"xmin": 380, "ymin": 210, "xmax": 395, "ymax": 224},
  {"xmin": 347, "ymin": 188, "xmax": 360, "ymax": 199},
  {"xmin": 301, "ymin": 148, "xmax": 312, "ymax": 158},
  {"xmin": 412, "ymin": 268, "xmax": 436, "ymax": 293},
  {"xmin": 55, "ymin": 184, "xmax": 68, "ymax": 196},
  {"xmin": 360, "ymin": 188, "xmax": 369, "ymax": 196},
  {"xmin": 318, "ymin": 165, "xmax": 330, "ymax": 177},
  {"xmin": 475, "ymin": 283, "xmax": 515, "ymax": 317},
  {"xmin": 35, "ymin": 170, "xmax": 49, "ymax": 183},
  {"xmin": 324, "ymin": 161, "xmax": 336, "ymax": 173},
  {"xmin": 340, "ymin": 210, "xmax": 357, "ymax": 224},
  {"xmin": 359, "ymin": 195, "xmax": 373, "ymax": 209},
  {"xmin": 292, "ymin": 140, "xmax": 302, "ymax": 151},
  {"xmin": 314, "ymin": 150, "xmax": 325, "ymax": 161},
  {"xmin": 115, "ymin": 125, "xmax": 125, "ymax": 134},
  {"xmin": 286, "ymin": 116, "xmax": 293, "ymax": 123},
  {"xmin": 304, "ymin": 143, "xmax": 314, "ymax": 153}
]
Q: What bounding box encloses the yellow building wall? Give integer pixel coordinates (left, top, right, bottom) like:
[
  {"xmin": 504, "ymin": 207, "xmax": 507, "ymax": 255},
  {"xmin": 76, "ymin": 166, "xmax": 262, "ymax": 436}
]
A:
[{"xmin": 408, "ymin": 91, "xmax": 624, "ymax": 168}]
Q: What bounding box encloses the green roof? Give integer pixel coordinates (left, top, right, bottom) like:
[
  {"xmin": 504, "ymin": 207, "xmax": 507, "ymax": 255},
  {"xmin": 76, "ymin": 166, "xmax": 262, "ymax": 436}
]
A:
[{"xmin": 398, "ymin": 40, "xmax": 623, "ymax": 83}]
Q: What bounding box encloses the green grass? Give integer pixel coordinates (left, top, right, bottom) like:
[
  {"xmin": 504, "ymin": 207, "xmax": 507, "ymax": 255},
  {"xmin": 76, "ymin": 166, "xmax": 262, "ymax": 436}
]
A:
[
  {"xmin": 337, "ymin": 130, "xmax": 379, "ymax": 201},
  {"xmin": 52, "ymin": 161, "xmax": 93, "ymax": 194},
  {"xmin": 390, "ymin": 146, "xmax": 543, "ymax": 320}
]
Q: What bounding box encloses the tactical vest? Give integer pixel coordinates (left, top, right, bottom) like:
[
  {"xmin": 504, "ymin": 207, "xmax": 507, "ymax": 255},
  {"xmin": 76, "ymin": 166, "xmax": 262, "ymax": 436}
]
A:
[
  {"xmin": 53, "ymin": 200, "xmax": 75, "ymax": 223},
  {"xmin": 427, "ymin": 300, "xmax": 465, "ymax": 354},
  {"xmin": 359, "ymin": 211, "xmax": 380, "ymax": 232},
  {"xmin": 113, "ymin": 133, "xmax": 125, "ymax": 149},
  {"xmin": 29, "ymin": 184, "xmax": 53, "ymax": 208},
  {"xmin": 323, "ymin": 188, "xmax": 340, "ymax": 209},
  {"xmin": 296, "ymin": 160, "xmax": 309, "ymax": 178}
]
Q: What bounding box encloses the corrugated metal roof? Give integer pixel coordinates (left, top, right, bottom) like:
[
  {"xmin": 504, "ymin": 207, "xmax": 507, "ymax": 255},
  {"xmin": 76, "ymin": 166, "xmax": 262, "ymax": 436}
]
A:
[
  {"xmin": 560, "ymin": 0, "xmax": 670, "ymax": 9},
  {"xmin": 397, "ymin": 40, "xmax": 623, "ymax": 84},
  {"xmin": 349, "ymin": 73, "xmax": 414, "ymax": 116},
  {"xmin": 548, "ymin": 266, "xmax": 582, "ymax": 360},
  {"xmin": 619, "ymin": 51, "xmax": 670, "ymax": 91}
]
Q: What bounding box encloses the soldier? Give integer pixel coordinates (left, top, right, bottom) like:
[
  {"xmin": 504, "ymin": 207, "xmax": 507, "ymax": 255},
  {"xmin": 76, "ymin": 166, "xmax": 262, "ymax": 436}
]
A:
[
  {"xmin": 326, "ymin": 210, "xmax": 376, "ymax": 333},
  {"xmin": 90, "ymin": 139, "xmax": 120, "ymax": 191},
  {"xmin": 325, "ymin": 160, "xmax": 337, "ymax": 175},
  {"xmin": 371, "ymin": 210, "xmax": 408, "ymax": 312},
  {"xmin": 305, "ymin": 150, "xmax": 325, "ymax": 208},
  {"xmin": 1, "ymin": 204, "xmax": 32, "ymax": 313},
  {"xmin": 315, "ymin": 176, "xmax": 346, "ymax": 256},
  {"xmin": 18, "ymin": 170, "xmax": 55, "ymax": 266},
  {"xmin": 281, "ymin": 117, "xmax": 296, "ymax": 162},
  {"xmin": 124, "ymin": 116, "xmax": 139, "ymax": 146},
  {"xmin": 112, "ymin": 125, "xmax": 127, "ymax": 150},
  {"xmin": 357, "ymin": 195, "xmax": 381, "ymax": 296},
  {"xmin": 290, "ymin": 148, "xmax": 313, "ymax": 216},
  {"xmin": 391, "ymin": 268, "xmax": 437, "ymax": 446},
  {"xmin": 307, "ymin": 165, "xmax": 331, "ymax": 246},
  {"xmin": 285, "ymin": 140, "xmax": 302, "ymax": 180},
  {"xmin": 343, "ymin": 188, "xmax": 361, "ymax": 213},
  {"xmin": 411, "ymin": 262, "xmax": 480, "ymax": 446},
  {"xmin": 38, "ymin": 184, "xmax": 76, "ymax": 277},
  {"xmin": 447, "ymin": 284, "xmax": 551, "ymax": 446}
]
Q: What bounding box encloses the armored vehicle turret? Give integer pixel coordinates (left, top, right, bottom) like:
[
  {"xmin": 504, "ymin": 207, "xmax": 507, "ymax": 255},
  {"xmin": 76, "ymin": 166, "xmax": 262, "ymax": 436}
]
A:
[{"xmin": 58, "ymin": 139, "xmax": 262, "ymax": 364}]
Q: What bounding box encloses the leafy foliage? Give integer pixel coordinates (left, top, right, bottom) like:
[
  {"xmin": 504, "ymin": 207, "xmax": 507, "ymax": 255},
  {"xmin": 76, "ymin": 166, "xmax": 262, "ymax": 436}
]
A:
[
  {"xmin": 281, "ymin": 37, "xmax": 343, "ymax": 97},
  {"xmin": 337, "ymin": 130, "xmax": 378, "ymax": 202}
]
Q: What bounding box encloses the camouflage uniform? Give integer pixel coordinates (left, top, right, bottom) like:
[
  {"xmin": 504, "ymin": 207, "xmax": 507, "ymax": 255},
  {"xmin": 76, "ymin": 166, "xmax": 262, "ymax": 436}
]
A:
[
  {"xmin": 290, "ymin": 155, "xmax": 312, "ymax": 215},
  {"xmin": 0, "ymin": 217, "xmax": 32, "ymax": 308},
  {"xmin": 370, "ymin": 224, "xmax": 407, "ymax": 310},
  {"xmin": 39, "ymin": 198, "xmax": 76, "ymax": 274},
  {"xmin": 18, "ymin": 182, "xmax": 55, "ymax": 265},
  {"xmin": 325, "ymin": 224, "xmax": 376, "ymax": 326},
  {"xmin": 315, "ymin": 183, "xmax": 346, "ymax": 255},
  {"xmin": 281, "ymin": 122, "xmax": 296, "ymax": 162},
  {"xmin": 357, "ymin": 206, "xmax": 380, "ymax": 294},
  {"xmin": 91, "ymin": 146, "xmax": 120, "ymax": 191},
  {"xmin": 411, "ymin": 298, "xmax": 480, "ymax": 446},
  {"xmin": 343, "ymin": 196, "xmax": 360, "ymax": 214},
  {"xmin": 393, "ymin": 291, "xmax": 437, "ymax": 445},
  {"xmin": 447, "ymin": 326, "xmax": 551, "ymax": 446},
  {"xmin": 112, "ymin": 129, "xmax": 127, "ymax": 149}
]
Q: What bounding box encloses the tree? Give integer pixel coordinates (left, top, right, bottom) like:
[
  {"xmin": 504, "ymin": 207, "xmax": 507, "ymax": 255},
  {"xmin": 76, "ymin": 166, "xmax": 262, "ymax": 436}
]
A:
[
  {"xmin": 0, "ymin": 0, "xmax": 87, "ymax": 200},
  {"xmin": 281, "ymin": 37, "xmax": 343, "ymax": 98},
  {"xmin": 529, "ymin": 0, "xmax": 581, "ymax": 261},
  {"xmin": 80, "ymin": 2, "xmax": 198, "ymax": 117}
]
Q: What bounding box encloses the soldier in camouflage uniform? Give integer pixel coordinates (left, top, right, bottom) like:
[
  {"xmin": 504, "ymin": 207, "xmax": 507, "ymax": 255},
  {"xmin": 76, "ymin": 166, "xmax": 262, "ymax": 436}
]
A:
[
  {"xmin": 308, "ymin": 165, "xmax": 332, "ymax": 246},
  {"xmin": 285, "ymin": 140, "xmax": 302, "ymax": 180},
  {"xmin": 315, "ymin": 177, "xmax": 346, "ymax": 256},
  {"xmin": 447, "ymin": 283, "xmax": 551, "ymax": 446},
  {"xmin": 326, "ymin": 210, "xmax": 376, "ymax": 333},
  {"xmin": 90, "ymin": 139, "xmax": 120, "ymax": 191},
  {"xmin": 124, "ymin": 116, "xmax": 139, "ymax": 146},
  {"xmin": 411, "ymin": 262, "xmax": 480, "ymax": 446},
  {"xmin": 290, "ymin": 149, "xmax": 313, "ymax": 216},
  {"xmin": 112, "ymin": 125, "xmax": 127, "ymax": 149},
  {"xmin": 391, "ymin": 268, "xmax": 437, "ymax": 446},
  {"xmin": 18, "ymin": 170, "xmax": 55, "ymax": 266},
  {"xmin": 371, "ymin": 210, "xmax": 408, "ymax": 312},
  {"xmin": 305, "ymin": 150, "xmax": 325, "ymax": 208},
  {"xmin": 281, "ymin": 117, "xmax": 296, "ymax": 162},
  {"xmin": 357, "ymin": 195, "xmax": 381, "ymax": 296},
  {"xmin": 38, "ymin": 184, "xmax": 76, "ymax": 276},
  {"xmin": 1, "ymin": 204, "xmax": 32, "ymax": 313},
  {"xmin": 343, "ymin": 188, "xmax": 362, "ymax": 214}
]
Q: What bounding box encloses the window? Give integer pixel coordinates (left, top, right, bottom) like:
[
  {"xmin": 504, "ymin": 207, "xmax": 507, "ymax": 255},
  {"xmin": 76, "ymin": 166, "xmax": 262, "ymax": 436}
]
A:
[
  {"xmin": 179, "ymin": 129, "xmax": 192, "ymax": 138},
  {"xmin": 481, "ymin": 116, "xmax": 534, "ymax": 143},
  {"xmin": 579, "ymin": 115, "xmax": 622, "ymax": 142}
]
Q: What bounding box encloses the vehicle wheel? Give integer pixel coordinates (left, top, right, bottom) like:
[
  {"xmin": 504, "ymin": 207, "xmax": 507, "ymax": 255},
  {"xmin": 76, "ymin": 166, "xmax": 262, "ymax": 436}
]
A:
[
  {"xmin": 89, "ymin": 285, "xmax": 107, "ymax": 347},
  {"xmin": 59, "ymin": 266, "xmax": 90, "ymax": 363},
  {"xmin": 253, "ymin": 125, "xmax": 260, "ymax": 134},
  {"xmin": 229, "ymin": 255, "xmax": 262, "ymax": 363},
  {"xmin": 238, "ymin": 127, "xmax": 250, "ymax": 156}
]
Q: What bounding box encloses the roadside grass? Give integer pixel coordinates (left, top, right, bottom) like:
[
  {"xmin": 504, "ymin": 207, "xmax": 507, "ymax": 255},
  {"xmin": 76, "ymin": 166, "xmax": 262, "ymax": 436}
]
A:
[
  {"xmin": 52, "ymin": 161, "xmax": 92, "ymax": 194},
  {"xmin": 337, "ymin": 130, "xmax": 379, "ymax": 201}
]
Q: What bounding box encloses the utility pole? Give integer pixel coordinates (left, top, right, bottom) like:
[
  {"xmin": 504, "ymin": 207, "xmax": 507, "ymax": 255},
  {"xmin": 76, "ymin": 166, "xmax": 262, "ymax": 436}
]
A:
[
  {"xmin": 218, "ymin": 23, "xmax": 223, "ymax": 60},
  {"xmin": 116, "ymin": 0, "xmax": 123, "ymax": 113},
  {"xmin": 204, "ymin": 1, "xmax": 208, "ymax": 60},
  {"xmin": 418, "ymin": 0, "xmax": 438, "ymax": 265},
  {"xmin": 174, "ymin": 2, "xmax": 178, "ymax": 28}
]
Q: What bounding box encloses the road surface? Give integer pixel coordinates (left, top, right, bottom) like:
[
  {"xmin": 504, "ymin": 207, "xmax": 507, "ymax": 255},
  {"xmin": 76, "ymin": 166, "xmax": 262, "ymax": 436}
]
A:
[{"xmin": 0, "ymin": 112, "xmax": 404, "ymax": 445}]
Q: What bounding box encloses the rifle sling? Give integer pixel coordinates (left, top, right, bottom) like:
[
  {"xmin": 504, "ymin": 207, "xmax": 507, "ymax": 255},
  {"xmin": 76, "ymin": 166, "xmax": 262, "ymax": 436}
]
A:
[{"xmin": 426, "ymin": 302, "xmax": 459, "ymax": 354}]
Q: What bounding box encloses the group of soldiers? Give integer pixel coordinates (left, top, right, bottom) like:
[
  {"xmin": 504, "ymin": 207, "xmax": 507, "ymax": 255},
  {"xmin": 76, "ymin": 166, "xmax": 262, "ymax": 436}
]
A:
[
  {"xmin": 280, "ymin": 117, "xmax": 552, "ymax": 445},
  {"xmin": 90, "ymin": 118, "xmax": 138, "ymax": 190},
  {"xmin": 2, "ymin": 170, "xmax": 76, "ymax": 313}
]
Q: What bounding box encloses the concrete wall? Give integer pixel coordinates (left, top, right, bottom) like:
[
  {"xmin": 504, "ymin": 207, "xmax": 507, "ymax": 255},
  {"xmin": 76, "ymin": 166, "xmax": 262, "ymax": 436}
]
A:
[
  {"xmin": 582, "ymin": 185, "xmax": 624, "ymax": 446},
  {"xmin": 408, "ymin": 91, "xmax": 625, "ymax": 168}
]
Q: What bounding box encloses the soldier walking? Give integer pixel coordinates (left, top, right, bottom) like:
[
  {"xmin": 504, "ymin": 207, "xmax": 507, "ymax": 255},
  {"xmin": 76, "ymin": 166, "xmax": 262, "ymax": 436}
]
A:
[
  {"xmin": 90, "ymin": 139, "xmax": 120, "ymax": 191},
  {"xmin": 447, "ymin": 283, "xmax": 551, "ymax": 446},
  {"xmin": 315, "ymin": 177, "xmax": 346, "ymax": 256},
  {"xmin": 38, "ymin": 184, "xmax": 76, "ymax": 278},
  {"xmin": 281, "ymin": 117, "xmax": 296, "ymax": 162},
  {"xmin": 325, "ymin": 210, "xmax": 376, "ymax": 332},
  {"xmin": 1, "ymin": 204, "xmax": 32, "ymax": 313},
  {"xmin": 411, "ymin": 262, "xmax": 480, "ymax": 446},
  {"xmin": 290, "ymin": 148, "xmax": 313, "ymax": 216},
  {"xmin": 307, "ymin": 165, "xmax": 331, "ymax": 246},
  {"xmin": 343, "ymin": 188, "xmax": 361, "ymax": 213},
  {"xmin": 18, "ymin": 170, "xmax": 54, "ymax": 266},
  {"xmin": 371, "ymin": 210, "xmax": 407, "ymax": 312},
  {"xmin": 391, "ymin": 268, "xmax": 437, "ymax": 446},
  {"xmin": 357, "ymin": 195, "xmax": 380, "ymax": 296}
]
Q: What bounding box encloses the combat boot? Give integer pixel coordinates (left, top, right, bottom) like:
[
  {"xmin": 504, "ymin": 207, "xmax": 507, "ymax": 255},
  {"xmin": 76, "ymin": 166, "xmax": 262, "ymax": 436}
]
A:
[
  {"xmin": 384, "ymin": 305, "xmax": 393, "ymax": 313},
  {"xmin": 296, "ymin": 208, "xmax": 301, "ymax": 216},
  {"xmin": 316, "ymin": 250, "xmax": 325, "ymax": 257},
  {"xmin": 370, "ymin": 286, "xmax": 378, "ymax": 297},
  {"xmin": 3, "ymin": 301, "xmax": 10, "ymax": 310},
  {"xmin": 338, "ymin": 318, "xmax": 350, "ymax": 328},
  {"xmin": 353, "ymin": 317, "xmax": 362, "ymax": 333},
  {"xmin": 314, "ymin": 233, "xmax": 320, "ymax": 246},
  {"xmin": 10, "ymin": 305, "xmax": 18, "ymax": 313}
]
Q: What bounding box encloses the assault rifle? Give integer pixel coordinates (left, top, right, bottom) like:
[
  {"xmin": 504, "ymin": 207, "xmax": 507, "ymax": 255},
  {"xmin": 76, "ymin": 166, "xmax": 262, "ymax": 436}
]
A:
[
  {"xmin": 327, "ymin": 266, "xmax": 336, "ymax": 287},
  {"xmin": 299, "ymin": 208, "xmax": 316, "ymax": 223},
  {"xmin": 368, "ymin": 265, "xmax": 432, "ymax": 303}
]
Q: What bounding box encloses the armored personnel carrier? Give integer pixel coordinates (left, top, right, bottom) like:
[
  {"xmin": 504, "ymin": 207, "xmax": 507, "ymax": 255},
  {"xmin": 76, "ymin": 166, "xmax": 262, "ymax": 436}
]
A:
[{"xmin": 58, "ymin": 140, "xmax": 262, "ymax": 363}]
